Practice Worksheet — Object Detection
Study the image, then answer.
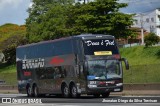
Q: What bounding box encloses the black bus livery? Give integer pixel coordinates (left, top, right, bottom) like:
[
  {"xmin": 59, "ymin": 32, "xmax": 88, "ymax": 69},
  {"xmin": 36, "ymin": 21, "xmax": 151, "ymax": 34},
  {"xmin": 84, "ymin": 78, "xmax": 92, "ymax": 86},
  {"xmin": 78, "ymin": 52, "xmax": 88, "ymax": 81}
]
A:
[{"xmin": 16, "ymin": 34, "xmax": 129, "ymax": 98}]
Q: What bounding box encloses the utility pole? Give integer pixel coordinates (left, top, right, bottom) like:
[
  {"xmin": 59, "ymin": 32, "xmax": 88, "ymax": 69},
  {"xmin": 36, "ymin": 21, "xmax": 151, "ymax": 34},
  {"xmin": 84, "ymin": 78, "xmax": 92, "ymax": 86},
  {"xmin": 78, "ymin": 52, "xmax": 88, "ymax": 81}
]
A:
[
  {"xmin": 84, "ymin": 0, "xmax": 89, "ymax": 4},
  {"xmin": 140, "ymin": 14, "xmax": 144, "ymax": 45}
]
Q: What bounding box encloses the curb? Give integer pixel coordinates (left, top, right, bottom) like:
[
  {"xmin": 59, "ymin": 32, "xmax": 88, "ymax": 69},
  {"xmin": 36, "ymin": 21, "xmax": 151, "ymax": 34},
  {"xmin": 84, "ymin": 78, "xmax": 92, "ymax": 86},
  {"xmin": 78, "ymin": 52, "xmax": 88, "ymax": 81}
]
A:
[
  {"xmin": 124, "ymin": 83, "xmax": 160, "ymax": 90},
  {"xmin": 0, "ymin": 85, "xmax": 17, "ymax": 90}
]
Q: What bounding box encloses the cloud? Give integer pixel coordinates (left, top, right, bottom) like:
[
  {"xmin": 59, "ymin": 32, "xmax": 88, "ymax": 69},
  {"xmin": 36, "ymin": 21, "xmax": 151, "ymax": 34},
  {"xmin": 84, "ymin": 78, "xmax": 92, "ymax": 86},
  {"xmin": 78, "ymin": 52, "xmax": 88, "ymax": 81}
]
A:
[
  {"xmin": 0, "ymin": 0, "xmax": 23, "ymax": 10},
  {"xmin": 29, "ymin": 1, "xmax": 33, "ymax": 8}
]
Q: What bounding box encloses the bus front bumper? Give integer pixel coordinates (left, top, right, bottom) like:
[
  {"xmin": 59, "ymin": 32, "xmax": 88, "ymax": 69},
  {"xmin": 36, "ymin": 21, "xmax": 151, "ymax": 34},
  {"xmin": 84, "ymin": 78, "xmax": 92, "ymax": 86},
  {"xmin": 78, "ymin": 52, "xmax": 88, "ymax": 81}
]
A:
[{"xmin": 86, "ymin": 85, "xmax": 123, "ymax": 94}]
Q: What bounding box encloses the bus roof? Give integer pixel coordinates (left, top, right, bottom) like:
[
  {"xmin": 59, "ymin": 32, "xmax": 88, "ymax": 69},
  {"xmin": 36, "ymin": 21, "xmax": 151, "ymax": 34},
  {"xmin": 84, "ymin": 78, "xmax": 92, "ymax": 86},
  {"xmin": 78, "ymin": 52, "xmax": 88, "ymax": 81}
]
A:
[
  {"xmin": 17, "ymin": 34, "xmax": 114, "ymax": 48},
  {"xmin": 75, "ymin": 34, "xmax": 114, "ymax": 39}
]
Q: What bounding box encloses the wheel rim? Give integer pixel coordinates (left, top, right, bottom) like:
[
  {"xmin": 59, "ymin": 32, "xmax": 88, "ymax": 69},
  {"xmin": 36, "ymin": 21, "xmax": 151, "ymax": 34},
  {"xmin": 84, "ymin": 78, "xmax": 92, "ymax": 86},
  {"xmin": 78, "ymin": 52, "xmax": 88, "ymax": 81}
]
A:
[
  {"xmin": 72, "ymin": 86, "xmax": 77, "ymax": 96},
  {"xmin": 64, "ymin": 86, "xmax": 69, "ymax": 96},
  {"xmin": 27, "ymin": 87, "xmax": 32, "ymax": 96},
  {"xmin": 34, "ymin": 87, "xmax": 38, "ymax": 97}
]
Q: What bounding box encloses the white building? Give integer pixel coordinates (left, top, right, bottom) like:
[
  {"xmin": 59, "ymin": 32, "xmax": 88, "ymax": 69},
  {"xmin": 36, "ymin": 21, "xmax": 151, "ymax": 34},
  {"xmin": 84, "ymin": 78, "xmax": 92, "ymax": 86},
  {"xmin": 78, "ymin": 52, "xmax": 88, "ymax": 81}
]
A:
[
  {"xmin": 74, "ymin": 0, "xmax": 94, "ymax": 4},
  {"xmin": 132, "ymin": 9, "xmax": 160, "ymax": 36}
]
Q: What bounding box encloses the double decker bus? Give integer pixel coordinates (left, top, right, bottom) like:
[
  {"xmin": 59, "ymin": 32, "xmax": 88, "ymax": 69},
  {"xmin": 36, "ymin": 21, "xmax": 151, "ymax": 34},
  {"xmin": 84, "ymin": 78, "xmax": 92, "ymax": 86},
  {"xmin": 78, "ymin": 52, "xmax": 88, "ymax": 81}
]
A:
[{"xmin": 16, "ymin": 34, "xmax": 129, "ymax": 98}]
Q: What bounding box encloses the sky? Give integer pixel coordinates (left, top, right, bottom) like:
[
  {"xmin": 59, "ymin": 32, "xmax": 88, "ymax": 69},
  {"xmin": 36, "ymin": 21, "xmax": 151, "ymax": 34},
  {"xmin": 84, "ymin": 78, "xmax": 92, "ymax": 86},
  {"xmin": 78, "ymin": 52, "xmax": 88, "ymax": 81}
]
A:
[
  {"xmin": 0, "ymin": 0, "xmax": 31, "ymax": 25},
  {"xmin": 119, "ymin": 0, "xmax": 160, "ymax": 13},
  {"xmin": 0, "ymin": 0, "xmax": 160, "ymax": 26}
]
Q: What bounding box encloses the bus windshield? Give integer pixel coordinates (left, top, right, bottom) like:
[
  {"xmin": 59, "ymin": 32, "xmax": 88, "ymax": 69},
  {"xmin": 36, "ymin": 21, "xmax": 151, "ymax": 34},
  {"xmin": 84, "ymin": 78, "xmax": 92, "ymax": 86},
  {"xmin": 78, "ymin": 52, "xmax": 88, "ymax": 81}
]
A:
[{"xmin": 87, "ymin": 60, "xmax": 121, "ymax": 80}]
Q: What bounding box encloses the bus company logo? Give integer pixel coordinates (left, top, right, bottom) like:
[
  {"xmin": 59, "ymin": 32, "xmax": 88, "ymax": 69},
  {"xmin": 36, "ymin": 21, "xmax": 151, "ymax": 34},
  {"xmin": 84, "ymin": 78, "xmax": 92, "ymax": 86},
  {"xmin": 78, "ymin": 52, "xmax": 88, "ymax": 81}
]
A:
[
  {"xmin": 22, "ymin": 58, "xmax": 44, "ymax": 69},
  {"xmin": 2, "ymin": 98, "xmax": 11, "ymax": 103},
  {"xmin": 85, "ymin": 40, "xmax": 115, "ymax": 47},
  {"xmin": 2, "ymin": 98, "xmax": 42, "ymax": 104},
  {"xmin": 50, "ymin": 56, "xmax": 64, "ymax": 65}
]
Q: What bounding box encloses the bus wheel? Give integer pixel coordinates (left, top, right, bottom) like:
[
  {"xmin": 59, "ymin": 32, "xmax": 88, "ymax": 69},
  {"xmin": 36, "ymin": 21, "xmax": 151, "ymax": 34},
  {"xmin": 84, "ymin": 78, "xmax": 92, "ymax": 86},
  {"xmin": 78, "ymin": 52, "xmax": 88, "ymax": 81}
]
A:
[
  {"xmin": 33, "ymin": 85, "xmax": 39, "ymax": 97},
  {"xmin": 102, "ymin": 92, "xmax": 110, "ymax": 98},
  {"xmin": 71, "ymin": 85, "xmax": 80, "ymax": 98},
  {"xmin": 27, "ymin": 86, "xmax": 32, "ymax": 97},
  {"xmin": 62, "ymin": 85, "xmax": 70, "ymax": 98},
  {"xmin": 93, "ymin": 94, "xmax": 100, "ymax": 98}
]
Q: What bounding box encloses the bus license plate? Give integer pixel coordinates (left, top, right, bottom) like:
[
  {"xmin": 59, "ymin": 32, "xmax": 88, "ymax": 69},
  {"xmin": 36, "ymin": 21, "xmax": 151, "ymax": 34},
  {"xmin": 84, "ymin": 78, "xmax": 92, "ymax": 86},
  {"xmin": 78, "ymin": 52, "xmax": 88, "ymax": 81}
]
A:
[{"xmin": 114, "ymin": 88, "xmax": 120, "ymax": 91}]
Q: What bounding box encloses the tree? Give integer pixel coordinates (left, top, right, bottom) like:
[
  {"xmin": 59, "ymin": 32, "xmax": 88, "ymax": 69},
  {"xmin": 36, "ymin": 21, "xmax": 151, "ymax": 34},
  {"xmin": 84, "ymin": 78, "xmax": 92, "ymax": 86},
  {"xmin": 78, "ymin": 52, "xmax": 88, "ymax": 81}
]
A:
[
  {"xmin": 26, "ymin": 0, "xmax": 135, "ymax": 43},
  {"xmin": 26, "ymin": 0, "xmax": 73, "ymax": 43},
  {"xmin": 68, "ymin": 0, "xmax": 134, "ymax": 38},
  {"xmin": 144, "ymin": 33, "xmax": 160, "ymax": 47},
  {"xmin": 0, "ymin": 24, "xmax": 27, "ymax": 64}
]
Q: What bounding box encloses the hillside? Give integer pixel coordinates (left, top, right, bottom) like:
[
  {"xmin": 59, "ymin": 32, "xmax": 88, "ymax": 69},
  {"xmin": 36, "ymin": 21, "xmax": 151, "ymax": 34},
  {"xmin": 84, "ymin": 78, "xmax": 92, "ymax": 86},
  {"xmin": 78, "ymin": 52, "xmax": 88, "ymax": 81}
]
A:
[
  {"xmin": 0, "ymin": 64, "xmax": 16, "ymax": 85},
  {"xmin": 120, "ymin": 46, "xmax": 160, "ymax": 65},
  {"xmin": 120, "ymin": 46, "xmax": 160, "ymax": 83}
]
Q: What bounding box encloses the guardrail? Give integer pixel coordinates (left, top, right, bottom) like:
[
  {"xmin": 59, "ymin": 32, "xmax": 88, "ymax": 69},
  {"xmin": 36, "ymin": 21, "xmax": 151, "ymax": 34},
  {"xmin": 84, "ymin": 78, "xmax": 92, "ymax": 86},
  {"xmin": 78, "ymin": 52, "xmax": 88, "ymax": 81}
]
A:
[{"xmin": 124, "ymin": 83, "xmax": 160, "ymax": 90}]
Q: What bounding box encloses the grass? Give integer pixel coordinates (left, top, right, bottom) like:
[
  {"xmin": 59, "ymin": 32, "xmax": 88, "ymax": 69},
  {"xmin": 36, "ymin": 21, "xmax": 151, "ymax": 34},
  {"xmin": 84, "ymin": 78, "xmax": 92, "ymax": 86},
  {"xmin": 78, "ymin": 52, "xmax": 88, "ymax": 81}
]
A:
[
  {"xmin": 123, "ymin": 64, "xmax": 160, "ymax": 83},
  {"xmin": 120, "ymin": 46, "xmax": 160, "ymax": 83},
  {"xmin": 120, "ymin": 46, "xmax": 160, "ymax": 65},
  {"xmin": 0, "ymin": 64, "xmax": 16, "ymax": 73},
  {"xmin": 0, "ymin": 64, "xmax": 17, "ymax": 85}
]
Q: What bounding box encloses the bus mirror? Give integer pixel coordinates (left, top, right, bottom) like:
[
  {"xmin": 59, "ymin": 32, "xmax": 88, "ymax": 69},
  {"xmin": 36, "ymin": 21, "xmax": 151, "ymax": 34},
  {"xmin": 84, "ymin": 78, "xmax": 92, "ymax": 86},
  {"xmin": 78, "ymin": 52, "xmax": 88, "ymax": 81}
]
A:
[{"xmin": 120, "ymin": 58, "xmax": 129, "ymax": 70}]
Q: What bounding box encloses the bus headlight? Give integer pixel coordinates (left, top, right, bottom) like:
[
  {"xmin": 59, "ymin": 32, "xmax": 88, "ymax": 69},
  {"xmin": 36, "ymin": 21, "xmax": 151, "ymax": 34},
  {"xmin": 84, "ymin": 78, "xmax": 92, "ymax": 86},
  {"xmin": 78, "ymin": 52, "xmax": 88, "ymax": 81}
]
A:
[{"xmin": 88, "ymin": 84, "xmax": 97, "ymax": 88}]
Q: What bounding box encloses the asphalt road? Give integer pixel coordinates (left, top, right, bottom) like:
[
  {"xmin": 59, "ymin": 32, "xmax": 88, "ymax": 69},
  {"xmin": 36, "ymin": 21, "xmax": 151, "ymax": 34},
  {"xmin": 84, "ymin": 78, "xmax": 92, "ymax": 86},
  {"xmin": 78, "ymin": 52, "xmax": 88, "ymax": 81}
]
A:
[{"xmin": 0, "ymin": 94, "xmax": 159, "ymax": 106}]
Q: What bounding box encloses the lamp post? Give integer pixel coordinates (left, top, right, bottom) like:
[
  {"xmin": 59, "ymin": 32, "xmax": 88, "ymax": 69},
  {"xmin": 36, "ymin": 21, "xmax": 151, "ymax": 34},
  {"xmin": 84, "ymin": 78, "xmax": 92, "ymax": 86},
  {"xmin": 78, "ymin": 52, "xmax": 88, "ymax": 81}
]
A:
[{"xmin": 140, "ymin": 14, "xmax": 144, "ymax": 45}]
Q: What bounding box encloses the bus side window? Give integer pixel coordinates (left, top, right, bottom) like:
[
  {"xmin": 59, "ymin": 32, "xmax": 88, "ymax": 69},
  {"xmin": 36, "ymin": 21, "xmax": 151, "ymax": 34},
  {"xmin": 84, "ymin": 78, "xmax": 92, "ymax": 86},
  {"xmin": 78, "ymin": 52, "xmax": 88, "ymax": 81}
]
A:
[
  {"xmin": 38, "ymin": 68, "xmax": 45, "ymax": 79},
  {"xmin": 47, "ymin": 68, "xmax": 54, "ymax": 79},
  {"xmin": 54, "ymin": 67, "xmax": 62, "ymax": 79},
  {"xmin": 40, "ymin": 75, "xmax": 45, "ymax": 79},
  {"xmin": 61, "ymin": 67, "xmax": 66, "ymax": 78},
  {"xmin": 70, "ymin": 66, "xmax": 75, "ymax": 77},
  {"xmin": 64, "ymin": 69, "xmax": 67, "ymax": 77}
]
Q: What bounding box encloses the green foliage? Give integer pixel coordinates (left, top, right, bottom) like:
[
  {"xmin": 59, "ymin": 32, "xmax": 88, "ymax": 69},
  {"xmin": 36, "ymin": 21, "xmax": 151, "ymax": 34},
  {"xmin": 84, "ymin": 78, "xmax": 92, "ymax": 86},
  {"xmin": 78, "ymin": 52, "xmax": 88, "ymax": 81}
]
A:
[
  {"xmin": 120, "ymin": 46, "xmax": 160, "ymax": 83},
  {"xmin": 26, "ymin": 0, "xmax": 73, "ymax": 42},
  {"xmin": 69, "ymin": 0, "xmax": 134, "ymax": 38},
  {"xmin": 123, "ymin": 64, "xmax": 160, "ymax": 83},
  {"xmin": 0, "ymin": 64, "xmax": 17, "ymax": 85},
  {"xmin": 26, "ymin": 0, "xmax": 135, "ymax": 43},
  {"xmin": 120, "ymin": 46, "xmax": 160, "ymax": 65},
  {"xmin": 0, "ymin": 24, "xmax": 27, "ymax": 64},
  {"xmin": 144, "ymin": 33, "xmax": 160, "ymax": 47}
]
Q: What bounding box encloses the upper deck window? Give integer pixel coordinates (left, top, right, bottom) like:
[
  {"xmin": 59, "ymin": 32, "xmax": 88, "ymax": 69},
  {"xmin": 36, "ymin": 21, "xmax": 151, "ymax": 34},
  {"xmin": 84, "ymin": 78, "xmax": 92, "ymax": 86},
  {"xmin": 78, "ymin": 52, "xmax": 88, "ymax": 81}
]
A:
[{"xmin": 83, "ymin": 39, "xmax": 119, "ymax": 55}]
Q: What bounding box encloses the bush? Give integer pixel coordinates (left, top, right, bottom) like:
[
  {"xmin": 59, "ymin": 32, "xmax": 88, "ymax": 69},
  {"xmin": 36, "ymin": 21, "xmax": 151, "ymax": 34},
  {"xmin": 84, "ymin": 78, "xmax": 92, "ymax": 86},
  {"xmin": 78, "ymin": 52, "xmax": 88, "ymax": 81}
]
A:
[{"xmin": 144, "ymin": 33, "xmax": 160, "ymax": 47}]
